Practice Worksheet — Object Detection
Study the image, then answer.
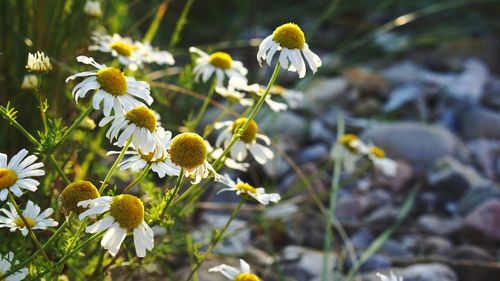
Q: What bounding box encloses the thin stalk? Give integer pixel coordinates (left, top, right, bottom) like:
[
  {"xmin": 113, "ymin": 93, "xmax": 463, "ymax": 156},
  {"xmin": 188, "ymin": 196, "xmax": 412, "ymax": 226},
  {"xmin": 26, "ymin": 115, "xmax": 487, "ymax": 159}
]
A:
[
  {"xmin": 169, "ymin": 0, "xmax": 195, "ymax": 48},
  {"xmin": 321, "ymin": 108, "xmax": 345, "ymax": 281},
  {"xmin": 8, "ymin": 193, "xmax": 51, "ymax": 263},
  {"xmin": 52, "ymin": 218, "xmax": 88, "ymax": 280},
  {"xmin": 160, "ymin": 169, "xmax": 184, "ymax": 218},
  {"xmin": 184, "ymin": 199, "xmax": 244, "ymax": 281},
  {"xmin": 123, "ymin": 163, "xmax": 152, "ymax": 193},
  {"xmin": 49, "ymin": 155, "xmax": 71, "ymax": 184},
  {"xmin": 98, "ymin": 138, "xmax": 132, "ymax": 194},
  {"xmin": 212, "ymin": 63, "xmax": 280, "ymax": 168},
  {"xmin": 142, "ymin": 0, "xmax": 170, "ymax": 43},
  {"xmin": 35, "ymin": 84, "xmax": 48, "ymax": 133},
  {"xmin": 190, "ymin": 76, "xmax": 217, "ymax": 131}
]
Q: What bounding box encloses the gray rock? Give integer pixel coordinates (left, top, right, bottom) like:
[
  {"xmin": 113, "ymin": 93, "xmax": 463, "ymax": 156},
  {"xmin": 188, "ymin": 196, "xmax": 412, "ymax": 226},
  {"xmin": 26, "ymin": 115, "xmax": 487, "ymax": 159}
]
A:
[
  {"xmin": 362, "ymin": 122, "xmax": 463, "ymax": 170},
  {"xmin": 302, "ymin": 77, "xmax": 350, "ymax": 111},
  {"xmin": 335, "ymin": 195, "xmax": 372, "ymax": 224},
  {"xmin": 467, "ymin": 139, "xmax": 500, "ymax": 179},
  {"xmin": 383, "ymin": 83, "xmax": 422, "ymax": 112},
  {"xmin": 364, "ymin": 205, "xmax": 399, "ymax": 231},
  {"xmin": 399, "ymin": 263, "xmax": 458, "ymax": 281},
  {"xmin": 458, "ymin": 185, "xmax": 500, "ymax": 215},
  {"xmin": 380, "ymin": 239, "xmax": 413, "ymax": 257},
  {"xmin": 457, "ymin": 107, "xmax": 500, "ymax": 140},
  {"xmin": 262, "ymin": 153, "xmax": 291, "ymax": 178},
  {"xmin": 297, "ymin": 144, "xmax": 329, "ymax": 163},
  {"xmin": 417, "ymin": 214, "xmax": 462, "ymax": 236},
  {"xmin": 416, "ymin": 236, "xmax": 453, "ymax": 256},
  {"xmin": 309, "ymin": 119, "xmax": 335, "ymax": 143},
  {"xmin": 481, "ymin": 78, "xmax": 500, "ymax": 110},
  {"xmin": 282, "ymin": 245, "xmax": 335, "ymax": 278},
  {"xmin": 351, "ymin": 229, "xmax": 374, "ymax": 249},
  {"xmin": 382, "ymin": 60, "xmax": 426, "ymax": 85},
  {"xmin": 450, "ymin": 245, "xmax": 498, "ymax": 281},
  {"xmin": 359, "ymin": 254, "xmax": 392, "ymax": 272},
  {"xmin": 463, "ymin": 199, "xmax": 500, "ymax": 242},
  {"xmin": 260, "ymin": 111, "xmax": 309, "ymax": 144}
]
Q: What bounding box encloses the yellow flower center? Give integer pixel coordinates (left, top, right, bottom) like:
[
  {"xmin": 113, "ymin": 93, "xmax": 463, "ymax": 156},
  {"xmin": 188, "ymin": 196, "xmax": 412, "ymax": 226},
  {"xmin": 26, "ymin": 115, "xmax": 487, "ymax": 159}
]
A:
[
  {"xmin": 59, "ymin": 181, "xmax": 100, "ymax": 215},
  {"xmin": 125, "ymin": 106, "xmax": 157, "ymax": 132},
  {"xmin": 110, "ymin": 194, "xmax": 144, "ymax": 231},
  {"xmin": 231, "ymin": 118, "xmax": 258, "ymax": 144},
  {"xmin": 169, "ymin": 133, "xmax": 207, "ymax": 170},
  {"xmin": 370, "ymin": 146, "xmax": 385, "ymax": 158},
  {"xmin": 110, "ymin": 41, "xmax": 137, "ymax": 57},
  {"xmin": 96, "ymin": 67, "xmax": 127, "ymax": 97},
  {"xmin": 14, "ymin": 217, "xmax": 35, "ymax": 228},
  {"xmin": 339, "ymin": 134, "xmax": 360, "ymax": 153},
  {"xmin": 140, "ymin": 151, "xmax": 155, "ymax": 162},
  {"xmin": 234, "ymin": 273, "xmax": 260, "ymax": 281},
  {"xmin": 235, "ymin": 183, "xmax": 257, "ymax": 194},
  {"xmin": 209, "ymin": 52, "xmax": 233, "ymax": 69},
  {"xmin": 272, "ymin": 23, "xmax": 305, "ymax": 49},
  {"xmin": 0, "ymin": 168, "xmax": 17, "ymax": 190}
]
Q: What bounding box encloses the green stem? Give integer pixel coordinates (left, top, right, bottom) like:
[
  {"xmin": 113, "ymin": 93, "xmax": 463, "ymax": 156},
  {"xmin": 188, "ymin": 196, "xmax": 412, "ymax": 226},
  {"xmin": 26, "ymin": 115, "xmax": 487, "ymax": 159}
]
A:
[
  {"xmin": 123, "ymin": 163, "xmax": 152, "ymax": 193},
  {"xmin": 8, "ymin": 193, "xmax": 51, "ymax": 263},
  {"xmin": 160, "ymin": 169, "xmax": 184, "ymax": 218},
  {"xmin": 190, "ymin": 76, "xmax": 217, "ymax": 131},
  {"xmin": 98, "ymin": 138, "xmax": 132, "ymax": 194},
  {"xmin": 48, "ymin": 155, "xmax": 71, "ymax": 185},
  {"xmin": 169, "ymin": 0, "xmax": 195, "ymax": 48},
  {"xmin": 184, "ymin": 199, "xmax": 244, "ymax": 281},
  {"xmin": 143, "ymin": 0, "xmax": 169, "ymax": 43},
  {"xmin": 35, "ymin": 76, "xmax": 48, "ymax": 133},
  {"xmin": 52, "ymin": 218, "xmax": 88, "ymax": 280},
  {"xmin": 321, "ymin": 108, "xmax": 345, "ymax": 281},
  {"xmin": 212, "ymin": 62, "xmax": 280, "ymax": 169}
]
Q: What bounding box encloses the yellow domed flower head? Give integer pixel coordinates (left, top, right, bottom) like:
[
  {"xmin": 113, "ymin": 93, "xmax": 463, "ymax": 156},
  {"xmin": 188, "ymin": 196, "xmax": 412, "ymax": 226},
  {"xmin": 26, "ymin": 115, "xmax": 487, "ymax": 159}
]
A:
[
  {"xmin": 168, "ymin": 132, "xmax": 219, "ymax": 184},
  {"xmin": 100, "ymin": 105, "xmax": 166, "ymax": 158},
  {"xmin": 65, "ymin": 56, "xmax": 152, "ymax": 116},
  {"xmin": 209, "ymin": 259, "xmax": 262, "ymax": 281},
  {"xmin": 370, "ymin": 146, "xmax": 385, "ymax": 158},
  {"xmin": 78, "ymin": 194, "xmax": 154, "ymax": 257},
  {"xmin": 215, "ymin": 119, "xmax": 274, "ymax": 165},
  {"xmin": 339, "ymin": 134, "xmax": 363, "ymax": 154},
  {"xmin": 0, "ymin": 200, "xmax": 58, "ymax": 236},
  {"xmin": 59, "ymin": 180, "xmax": 99, "ymax": 215},
  {"xmin": 189, "ymin": 47, "xmax": 248, "ymax": 86},
  {"xmin": 216, "ymin": 174, "xmax": 280, "ymax": 205},
  {"xmin": 257, "ymin": 23, "xmax": 322, "ymax": 78}
]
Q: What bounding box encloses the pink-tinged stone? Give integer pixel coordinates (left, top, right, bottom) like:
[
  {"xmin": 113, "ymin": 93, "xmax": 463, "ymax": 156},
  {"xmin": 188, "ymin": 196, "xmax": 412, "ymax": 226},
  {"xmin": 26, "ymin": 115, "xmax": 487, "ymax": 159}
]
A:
[{"xmin": 464, "ymin": 199, "xmax": 500, "ymax": 242}]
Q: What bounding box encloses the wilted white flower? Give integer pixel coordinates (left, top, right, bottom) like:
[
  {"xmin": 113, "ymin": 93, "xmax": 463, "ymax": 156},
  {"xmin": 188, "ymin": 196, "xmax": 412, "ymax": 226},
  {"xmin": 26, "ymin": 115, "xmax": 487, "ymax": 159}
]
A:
[
  {"xmin": 25, "ymin": 51, "xmax": 52, "ymax": 73},
  {"xmin": 209, "ymin": 259, "xmax": 261, "ymax": 281},
  {"xmin": 84, "ymin": 0, "xmax": 102, "ymax": 17},
  {"xmin": 0, "ymin": 200, "xmax": 58, "ymax": 236},
  {"xmin": 190, "ymin": 47, "xmax": 247, "ymax": 86},
  {"xmin": 78, "ymin": 194, "xmax": 154, "ymax": 257},
  {"xmin": 20, "ymin": 75, "xmax": 38, "ymax": 90},
  {"xmin": 216, "ymin": 174, "xmax": 280, "ymax": 205},
  {"xmin": 0, "ymin": 252, "xmax": 29, "ymax": 281},
  {"xmin": 0, "ymin": 149, "xmax": 44, "ymax": 201},
  {"xmin": 257, "ymin": 23, "xmax": 321, "ymax": 78},
  {"xmin": 229, "ymin": 77, "xmax": 287, "ymax": 112}
]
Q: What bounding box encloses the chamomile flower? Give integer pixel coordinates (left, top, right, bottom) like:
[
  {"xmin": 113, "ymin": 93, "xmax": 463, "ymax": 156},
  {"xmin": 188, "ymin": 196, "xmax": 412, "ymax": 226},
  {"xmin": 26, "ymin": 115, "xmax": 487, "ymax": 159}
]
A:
[
  {"xmin": 207, "ymin": 141, "xmax": 249, "ymax": 172},
  {"xmin": 377, "ymin": 272, "xmax": 403, "ymax": 281},
  {"xmin": 215, "ymin": 84, "xmax": 253, "ymax": 107},
  {"xmin": 0, "ymin": 252, "xmax": 28, "ymax": 281},
  {"xmin": 215, "ymin": 118, "xmax": 274, "ymax": 164},
  {"xmin": 209, "ymin": 259, "xmax": 261, "ymax": 281},
  {"xmin": 257, "ymin": 23, "xmax": 321, "ymax": 78},
  {"xmin": 135, "ymin": 41, "xmax": 175, "ymax": 66},
  {"xmin": 78, "ymin": 194, "xmax": 154, "ymax": 257},
  {"xmin": 271, "ymin": 85, "xmax": 304, "ymax": 109},
  {"xmin": 367, "ymin": 145, "xmax": 398, "ymax": 177},
  {"xmin": 110, "ymin": 127, "xmax": 180, "ymax": 178},
  {"xmin": 25, "ymin": 51, "xmax": 52, "ymax": 74},
  {"xmin": 0, "ymin": 200, "xmax": 58, "ymax": 236},
  {"xmin": 0, "ymin": 149, "xmax": 44, "ymax": 201},
  {"xmin": 65, "ymin": 56, "xmax": 152, "ymax": 116},
  {"xmin": 229, "ymin": 77, "xmax": 287, "ymax": 112},
  {"xmin": 217, "ymin": 174, "xmax": 280, "ymax": 205},
  {"xmin": 168, "ymin": 133, "xmax": 219, "ymax": 184},
  {"xmin": 58, "ymin": 181, "xmax": 100, "ymax": 215},
  {"xmin": 189, "ymin": 47, "xmax": 247, "ymax": 85},
  {"xmin": 84, "ymin": 0, "xmax": 102, "ymax": 17},
  {"xmin": 89, "ymin": 32, "xmax": 141, "ymax": 67},
  {"xmin": 100, "ymin": 106, "xmax": 166, "ymax": 157}
]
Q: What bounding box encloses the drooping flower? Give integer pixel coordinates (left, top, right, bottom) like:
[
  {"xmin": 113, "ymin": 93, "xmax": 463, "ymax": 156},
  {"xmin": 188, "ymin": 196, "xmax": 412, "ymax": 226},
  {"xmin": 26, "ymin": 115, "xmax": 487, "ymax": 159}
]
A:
[
  {"xmin": 209, "ymin": 259, "xmax": 261, "ymax": 281},
  {"xmin": 84, "ymin": 0, "xmax": 102, "ymax": 17},
  {"xmin": 215, "ymin": 118, "xmax": 274, "ymax": 164},
  {"xmin": 78, "ymin": 194, "xmax": 154, "ymax": 257},
  {"xmin": 0, "ymin": 252, "xmax": 29, "ymax": 281},
  {"xmin": 65, "ymin": 56, "xmax": 152, "ymax": 116},
  {"xmin": 58, "ymin": 180, "xmax": 100, "ymax": 215},
  {"xmin": 0, "ymin": 149, "xmax": 44, "ymax": 201},
  {"xmin": 189, "ymin": 47, "xmax": 247, "ymax": 85},
  {"xmin": 168, "ymin": 132, "xmax": 219, "ymax": 184},
  {"xmin": 257, "ymin": 23, "xmax": 321, "ymax": 78},
  {"xmin": 367, "ymin": 145, "xmax": 397, "ymax": 177},
  {"xmin": 229, "ymin": 77, "xmax": 287, "ymax": 112},
  {"xmin": 0, "ymin": 200, "xmax": 58, "ymax": 236},
  {"xmin": 25, "ymin": 51, "xmax": 52, "ymax": 74},
  {"xmin": 216, "ymin": 174, "xmax": 280, "ymax": 205}
]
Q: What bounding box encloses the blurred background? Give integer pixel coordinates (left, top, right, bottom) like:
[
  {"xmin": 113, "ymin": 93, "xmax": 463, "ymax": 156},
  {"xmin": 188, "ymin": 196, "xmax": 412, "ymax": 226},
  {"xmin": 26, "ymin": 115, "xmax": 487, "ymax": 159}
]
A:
[{"xmin": 1, "ymin": 0, "xmax": 500, "ymax": 280}]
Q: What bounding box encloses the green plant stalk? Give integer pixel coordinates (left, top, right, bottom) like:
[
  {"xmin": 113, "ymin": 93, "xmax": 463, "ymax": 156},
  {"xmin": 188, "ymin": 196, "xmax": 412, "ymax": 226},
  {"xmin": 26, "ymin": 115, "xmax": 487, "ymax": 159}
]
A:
[
  {"xmin": 169, "ymin": 0, "xmax": 195, "ymax": 48},
  {"xmin": 143, "ymin": 0, "xmax": 170, "ymax": 43},
  {"xmin": 34, "ymin": 77, "xmax": 48, "ymax": 133},
  {"xmin": 184, "ymin": 199, "xmax": 244, "ymax": 281},
  {"xmin": 98, "ymin": 137, "xmax": 132, "ymax": 194},
  {"xmin": 185, "ymin": 232, "xmax": 199, "ymax": 281},
  {"xmin": 49, "ymin": 155, "xmax": 71, "ymax": 184},
  {"xmin": 321, "ymin": 108, "xmax": 345, "ymax": 281},
  {"xmin": 212, "ymin": 62, "xmax": 280, "ymax": 168},
  {"xmin": 160, "ymin": 168, "xmax": 184, "ymax": 219},
  {"xmin": 344, "ymin": 183, "xmax": 420, "ymax": 281},
  {"xmin": 52, "ymin": 217, "xmax": 88, "ymax": 280},
  {"xmin": 123, "ymin": 163, "xmax": 152, "ymax": 193},
  {"xmin": 190, "ymin": 76, "xmax": 217, "ymax": 131},
  {"xmin": 8, "ymin": 193, "xmax": 51, "ymax": 263}
]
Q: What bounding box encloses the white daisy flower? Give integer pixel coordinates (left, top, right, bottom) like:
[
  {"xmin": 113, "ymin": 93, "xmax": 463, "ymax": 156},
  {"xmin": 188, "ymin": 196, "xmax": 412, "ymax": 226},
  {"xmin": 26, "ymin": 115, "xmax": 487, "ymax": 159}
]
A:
[
  {"xmin": 89, "ymin": 32, "xmax": 142, "ymax": 68},
  {"xmin": 0, "ymin": 200, "xmax": 58, "ymax": 236},
  {"xmin": 25, "ymin": 51, "xmax": 52, "ymax": 74},
  {"xmin": 0, "ymin": 252, "xmax": 29, "ymax": 281},
  {"xmin": 109, "ymin": 127, "xmax": 180, "ymax": 178},
  {"xmin": 215, "ymin": 84, "xmax": 253, "ymax": 108},
  {"xmin": 168, "ymin": 133, "xmax": 220, "ymax": 184},
  {"xmin": 135, "ymin": 41, "xmax": 175, "ymax": 66},
  {"xmin": 217, "ymin": 174, "xmax": 280, "ymax": 205},
  {"xmin": 78, "ymin": 194, "xmax": 154, "ymax": 257},
  {"xmin": 189, "ymin": 47, "xmax": 247, "ymax": 86},
  {"xmin": 209, "ymin": 259, "xmax": 261, "ymax": 281},
  {"xmin": 257, "ymin": 23, "xmax": 321, "ymax": 78},
  {"xmin": 229, "ymin": 77, "xmax": 287, "ymax": 112},
  {"xmin": 65, "ymin": 56, "xmax": 152, "ymax": 116},
  {"xmin": 99, "ymin": 106, "xmax": 166, "ymax": 157},
  {"xmin": 84, "ymin": 0, "xmax": 102, "ymax": 17},
  {"xmin": 367, "ymin": 145, "xmax": 398, "ymax": 177},
  {"xmin": 271, "ymin": 85, "xmax": 304, "ymax": 109},
  {"xmin": 206, "ymin": 141, "xmax": 249, "ymax": 172},
  {"xmin": 0, "ymin": 149, "xmax": 44, "ymax": 201},
  {"xmin": 377, "ymin": 271, "xmax": 403, "ymax": 281},
  {"xmin": 215, "ymin": 118, "xmax": 274, "ymax": 165}
]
